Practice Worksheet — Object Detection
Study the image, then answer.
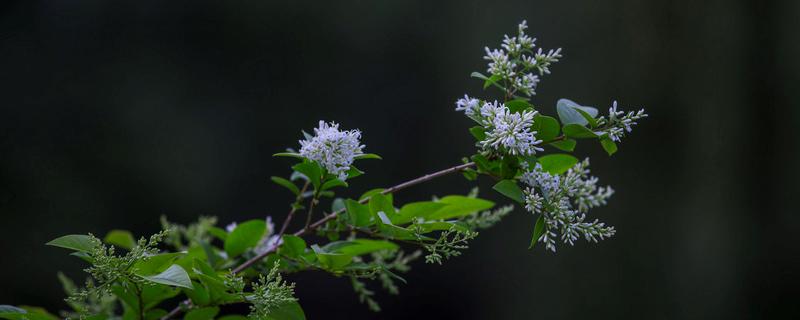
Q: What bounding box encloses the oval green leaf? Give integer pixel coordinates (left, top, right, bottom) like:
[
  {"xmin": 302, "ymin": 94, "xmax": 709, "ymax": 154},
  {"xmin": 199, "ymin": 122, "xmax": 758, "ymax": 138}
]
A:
[
  {"xmin": 104, "ymin": 230, "xmax": 136, "ymax": 250},
  {"xmin": 46, "ymin": 235, "xmax": 96, "ymax": 253},
  {"xmin": 224, "ymin": 220, "xmax": 267, "ymax": 258},
  {"xmin": 492, "ymin": 180, "xmax": 525, "ymax": 203},
  {"xmin": 538, "ymin": 154, "xmax": 579, "ymax": 175},
  {"xmin": 138, "ymin": 264, "xmax": 193, "ymax": 289}
]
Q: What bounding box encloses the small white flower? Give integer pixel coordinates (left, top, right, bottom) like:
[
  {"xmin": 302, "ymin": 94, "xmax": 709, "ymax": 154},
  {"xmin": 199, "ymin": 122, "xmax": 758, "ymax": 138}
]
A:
[
  {"xmin": 513, "ymin": 73, "xmax": 540, "ymax": 96},
  {"xmin": 299, "ymin": 121, "xmax": 365, "ymax": 180},
  {"xmin": 524, "ymin": 188, "xmax": 543, "ymax": 214},
  {"xmin": 599, "ymin": 101, "xmax": 647, "ymax": 142},
  {"xmin": 455, "ymin": 94, "xmax": 480, "ymax": 116},
  {"xmin": 254, "ymin": 235, "xmax": 282, "ymax": 256},
  {"xmin": 226, "ymin": 222, "xmax": 238, "ymax": 233},
  {"xmin": 483, "ymin": 47, "xmax": 516, "ymax": 77},
  {"xmin": 520, "ymin": 159, "xmax": 616, "ymax": 253},
  {"xmin": 479, "ymin": 101, "xmax": 542, "ymax": 156}
]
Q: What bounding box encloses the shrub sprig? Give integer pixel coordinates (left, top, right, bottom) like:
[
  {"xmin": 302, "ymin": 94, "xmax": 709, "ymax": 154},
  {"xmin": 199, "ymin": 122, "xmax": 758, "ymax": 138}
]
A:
[{"xmin": 1, "ymin": 21, "xmax": 646, "ymax": 320}]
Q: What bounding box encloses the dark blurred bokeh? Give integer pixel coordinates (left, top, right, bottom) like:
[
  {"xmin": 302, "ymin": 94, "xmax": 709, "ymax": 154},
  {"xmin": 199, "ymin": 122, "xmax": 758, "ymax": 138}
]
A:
[{"xmin": 1, "ymin": 0, "xmax": 798, "ymax": 319}]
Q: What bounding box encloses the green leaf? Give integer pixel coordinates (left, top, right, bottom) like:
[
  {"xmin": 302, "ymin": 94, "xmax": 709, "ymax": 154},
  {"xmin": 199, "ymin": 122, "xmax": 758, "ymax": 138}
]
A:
[
  {"xmin": 562, "ymin": 124, "xmax": 599, "ymax": 139},
  {"xmin": 218, "ymin": 316, "xmax": 249, "ymax": 320},
  {"xmin": 428, "ymin": 196, "xmax": 495, "ymax": 220},
  {"xmin": 141, "ymin": 285, "xmax": 179, "ymax": 309},
  {"xmin": 273, "ymin": 152, "xmax": 304, "ymax": 159},
  {"xmin": 532, "ymin": 115, "xmax": 560, "ymax": 142},
  {"xmin": 470, "ymin": 71, "xmax": 489, "ymax": 80},
  {"xmin": 45, "ymin": 235, "xmax": 96, "ymax": 253},
  {"xmin": 505, "ymin": 99, "xmax": 533, "ymax": 113},
  {"xmin": 468, "ymin": 126, "xmax": 486, "ymax": 141},
  {"xmin": 471, "ymin": 154, "xmax": 496, "ymax": 175},
  {"xmin": 354, "ymin": 153, "xmax": 382, "ymax": 160},
  {"xmin": 104, "ymin": 230, "xmax": 136, "ymax": 250},
  {"xmin": 138, "ymin": 264, "xmax": 193, "ymax": 289},
  {"xmin": 574, "ymin": 107, "xmax": 598, "ymax": 128},
  {"xmin": 17, "ymin": 307, "xmax": 57, "ymax": 320},
  {"xmin": 470, "ymin": 72, "xmax": 506, "ymax": 92},
  {"xmin": 600, "ymin": 137, "xmax": 618, "ymax": 156},
  {"xmin": 321, "ymin": 179, "xmax": 348, "ymax": 191},
  {"xmin": 292, "ymin": 161, "xmax": 323, "ymax": 189},
  {"xmin": 324, "ymin": 239, "xmax": 398, "ymax": 256},
  {"xmin": 0, "ymin": 306, "xmax": 57, "ymax": 320},
  {"xmin": 271, "ymin": 177, "xmax": 300, "ymax": 195},
  {"xmin": 194, "ymin": 274, "xmax": 238, "ymax": 304},
  {"xmin": 263, "ymin": 301, "xmax": 306, "ymax": 320},
  {"xmin": 483, "ymin": 74, "xmax": 502, "ymax": 89},
  {"xmin": 499, "ymin": 155, "xmax": 519, "ymax": 179},
  {"xmin": 529, "ymin": 215, "xmax": 546, "ymax": 249},
  {"xmin": 492, "ymin": 180, "xmax": 525, "ymax": 203},
  {"xmin": 462, "ymin": 168, "xmax": 478, "ymax": 181},
  {"xmin": 576, "ymin": 105, "xmax": 599, "ymax": 117},
  {"xmin": 184, "ymin": 307, "xmax": 219, "ymax": 320},
  {"xmin": 311, "ymin": 245, "xmax": 352, "ymax": 270},
  {"xmin": 556, "ymin": 99, "xmax": 599, "ymax": 126},
  {"xmin": 69, "ymin": 251, "xmax": 93, "ymax": 263},
  {"xmin": 134, "ymin": 252, "xmax": 185, "ymax": 275},
  {"xmin": 358, "ymin": 188, "xmax": 390, "ymax": 202},
  {"xmin": 376, "ymin": 222, "xmax": 418, "ymax": 240},
  {"xmin": 192, "ymin": 258, "xmax": 219, "ymax": 279},
  {"xmin": 207, "ymin": 227, "xmax": 228, "ymax": 241},
  {"xmin": 556, "ymin": 99, "xmax": 587, "ymax": 125},
  {"xmin": 413, "ymin": 221, "xmax": 469, "ymax": 234},
  {"xmin": 346, "ymin": 166, "xmax": 364, "ymax": 179},
  {"xmin": 331, "ymin": 198, "xmax": 346, "ymax": 213},
  {"xmin": 111, "ymin": 284, "xmax": 139, "ymax": 313},
  {"xmin": 368, "ymin": 193, "xmax": 396, "ymax": 217},
  {"xmin": 393, "ymin": 201, "xmax": 448, "ymax": 225},
  {"xmin": 224, "ymin": 219, "xmax": 267, "ymax": 258},
  {"xmin": 279, "ymin": 235, "xmax": 307, "ymax": 258},
  {"xmin": 0, "ymin": 306, "xmax": 26, "ymax": 315},
  {"xmin": 344, "ymin": 199, "xmax": 372, "ymax": 227},
  {"xmin": 538, "ymin": 154, "xmax": 579, "ymax": 175},
  {"xmin": 549, "ymin": 139, "xmax": 576, "ymax": 152}
]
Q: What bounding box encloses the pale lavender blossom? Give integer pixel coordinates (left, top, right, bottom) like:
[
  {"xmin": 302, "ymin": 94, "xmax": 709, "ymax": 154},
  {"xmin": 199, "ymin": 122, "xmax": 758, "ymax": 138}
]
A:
[
  {"xmin": 454, "ymin": 94, "xmax": 480, "ymax": 116},
  {"xmin": 226, "ymin": 222, "xmax": 238, "ymax": 233},
  {"xmin": 479, "ymin": 101, "xmax": 542, "ymax": 156},
  {"xmin": 598, "ymin": 101, "xmax": 648, "ymax": 142},
  {"xmin": 520, "ymin": 160, "xmax": 615, "ymax": 252},
  {"xmin": 299, "ymin": 121, "xmax": 365, "ymax": 180}
]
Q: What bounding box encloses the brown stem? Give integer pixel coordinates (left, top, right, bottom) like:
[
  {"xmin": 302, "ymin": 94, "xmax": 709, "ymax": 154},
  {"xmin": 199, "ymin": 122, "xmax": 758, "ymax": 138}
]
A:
[
  {"xmin": 161, "ymin": 161, "xmax": 475, "ymax": 320},
  {"xmin": 543, "ymin": 135, "xmax": 566, "ymax": 144},
  {"xmin": 278, "ymin": 181, "xmax": 310, "ymax": 236},
  {"xmin": 294, "ymin": 161, "xmax": 476, "ymax": 236},
  {"xmin": 303, "ymin": 196, "xmax": 317, "ymax": 229}
]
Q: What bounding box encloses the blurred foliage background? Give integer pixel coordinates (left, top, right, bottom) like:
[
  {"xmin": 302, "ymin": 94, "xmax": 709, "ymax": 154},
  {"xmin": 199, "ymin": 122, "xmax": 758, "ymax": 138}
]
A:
[{"xmin": 1, "ymin": 0, "xmax": 798, "ymax": 319}]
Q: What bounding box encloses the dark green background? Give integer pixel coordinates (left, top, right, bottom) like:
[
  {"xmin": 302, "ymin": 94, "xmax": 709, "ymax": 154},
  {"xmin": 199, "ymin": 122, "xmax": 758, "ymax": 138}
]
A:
[{"xmin": 1, "ymin": 0, "xmax": 798, "ymax": 319}]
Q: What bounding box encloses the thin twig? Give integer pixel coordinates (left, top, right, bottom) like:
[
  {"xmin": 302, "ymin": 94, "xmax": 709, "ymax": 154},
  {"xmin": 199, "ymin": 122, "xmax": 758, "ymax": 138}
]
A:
[
  {"xmin": 294, "ymin": 161, "xmax": 476, "ymax": 236},
  {"xmin": 303, "ymin": 196, "xmax": 317, "ymax": 229},
  {"xmin": 161, "ymin": 161, "xmax": 475, "ymax": 320},
  {"xmin": 278, "ymin": 181, "xmax": 310, "ymax": 236}
]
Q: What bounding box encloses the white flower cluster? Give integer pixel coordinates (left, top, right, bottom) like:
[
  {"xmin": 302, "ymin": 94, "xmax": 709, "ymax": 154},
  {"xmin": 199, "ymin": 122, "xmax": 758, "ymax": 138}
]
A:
[
  {"xmin": 483, "ymin": 20, "xmax": 562, "ymax": 97},
  {"xmin": 597, "ymin": 101, "xmax": 648, "ymax": 142},
  {"xmin": 480, "ymin": 101, "xmax": 542, "ymax": 156},
  {"xmin": 299, "ymin": 121, "xmax": 365, "ymax": 180},
  {"xmin": 521, "ymin": 159, "xmax": 616, "ymax": 252},
  {"xmin": 454, "ymin": 98, "xmax": 544, "ymax": 156},
  {"xmin": 454, "ymin": 94, "xmax": 480, "ymax": 117},
  {"xmin": 454, "ymin": 98, "xmax": 543, "ymax": 156}
]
